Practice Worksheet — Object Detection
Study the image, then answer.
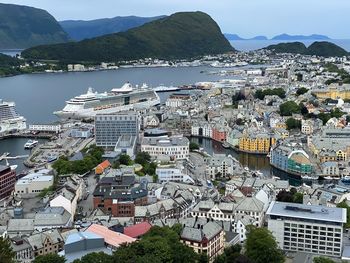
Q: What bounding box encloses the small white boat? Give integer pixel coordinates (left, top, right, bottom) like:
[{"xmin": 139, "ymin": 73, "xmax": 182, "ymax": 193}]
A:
[
  {"xmin": 154, "ymin": 85, "xmax": 180, "ymax": 92},
  {"xmin": 301, "ymin": 175, "xmax": 315, "ymax": 180},
  {"xmin": 324, "ymin": 176, "xmax": 334, "ymax": 180},
  {"xmin": 10, "ymin": 165, "xmax": 18, "ymax": 171},
  {"xmin": 24, "ymin": 140, "xmax": 38, "ymax": 149}
]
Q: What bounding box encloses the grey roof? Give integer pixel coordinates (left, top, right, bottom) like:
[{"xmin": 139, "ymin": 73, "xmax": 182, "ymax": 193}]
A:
[
  {"xmin": 142, "ymin": 136, "xmax": 189, "ymax": 147},
  {"xmin": 235, "ymin": 197, "xmax": 264, "ymax": 212},
  {"xmin": 7, "ymin": 219, "xmax": 34, "ymax": 233},
  {"xmin": 135, "ymin": 198, "xmax": 178, "ymax": 217},
  {"xmin": 34, "ymin": 207, "xmax": 71, "ymax": 226},
  {"xmin": 27, "ymin": 229, "xmax": 63, "ymax": 250},
  {"xmin": 267, "ymin": 201, "xmax": 347, "ymax": 223},
  {"xmin": 180, "ymin": 221, "xmax": 222, "ymax": 242}
]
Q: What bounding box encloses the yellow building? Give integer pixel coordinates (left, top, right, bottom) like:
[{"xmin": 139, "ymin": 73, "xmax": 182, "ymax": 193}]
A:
[
  {"xmin": 239, "ymin": 133, "xmax": 277, "ymax": 154},
  {"xmin": 313, "ymin": 84, "xmax": 350, "ymax": 100},
  {"xmin": 275, "ymin": 122, "xmax": 287, "ymax": 129}
]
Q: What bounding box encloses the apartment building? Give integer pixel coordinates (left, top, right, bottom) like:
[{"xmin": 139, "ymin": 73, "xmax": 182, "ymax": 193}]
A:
[
  {"xmin": 267, "ymin": 201, "xmax": 346, "ymax": 257},
  {"xmin": 0, "ymin": 165, "xmax": 16, "ymax": 199}
]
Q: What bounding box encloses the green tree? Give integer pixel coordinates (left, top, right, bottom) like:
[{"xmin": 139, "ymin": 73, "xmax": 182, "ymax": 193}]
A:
[
  {"xmin": 254, "ymin": 88, "xmax": 286, "ymax": 100},
  {"xmin": 33, "ymin": 254, "xmax": 66, "ymax": 263},
  {"xmin": 313, "ymin": 256, "xmax": 336, "ymax": 263},
  {"xmin": 279, "ymin": 101, "xmax": 301, "ymax": 116},
  {"xmin": 189, "ymin": 142, "xmax": 199, "ymax": 151},
  {"xmin": 198, "ymin": 253, "xmax": 209, "ymax": 263},
  {"xmin": 286, "ymin": 118, "xmax": 301, "ymax": 130},
  {"xmin": 296, "ymin": 87, "xmax": 308, "ymax": 96},
  {"xmin": 72, "ymin": 252, "xmax": 113, "ymax": 263},
  {"xmin": 245, "ymin": 226, "xmax": 284, "ymax": 263},
  {"xmin": 337, "ymin": 201, "xmax": 350, "ymax": 228},
  {"xmin": 118, "ymin": 154, "xmax": 133, "ymax": 165},
  {"xmin": 0, "ymin": 237, "xmax": 16, "ymax": 263},
  {"xmin": 135, "ymin": 152, "xmax": 152, "ymax": 166}
]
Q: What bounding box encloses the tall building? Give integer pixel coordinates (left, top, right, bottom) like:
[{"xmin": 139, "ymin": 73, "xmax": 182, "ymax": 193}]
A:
[
  {"xmin": 267, "ymin": 201, "xmax": 346, "ymax": 258},
  {"xmin": 95, "ymin": 112, "xmax": 139, "ymax": 148},
  {"xmin": 0, "ymin": 165, "xmax": 16, "ymax": 199}
]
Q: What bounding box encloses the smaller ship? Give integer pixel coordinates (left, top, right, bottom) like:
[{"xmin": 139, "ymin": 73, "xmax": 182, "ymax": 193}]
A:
[
  {"xmin": 301, "ymin": 175, "xmax": 315, "ymax": 180},
  {"xmin": 24, "ymin": 140, "xmax": 38, "ymax": 149},
  {"xmin": 153, "ymin": 85, "xmax": 180, "ymax": 93},
  {"xmin": 341, "ymin": 175, "xmax": 350, "ymax": 184}
]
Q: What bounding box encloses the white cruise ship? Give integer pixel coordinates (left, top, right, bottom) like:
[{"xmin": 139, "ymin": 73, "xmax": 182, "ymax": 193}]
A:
[
  {"xmin": 54, "ymin": 82, "xmax": 161, "ymax": 119},
  {"xmin": 0, "ymin": 99, "xmax": 27, "ymax": 134}
]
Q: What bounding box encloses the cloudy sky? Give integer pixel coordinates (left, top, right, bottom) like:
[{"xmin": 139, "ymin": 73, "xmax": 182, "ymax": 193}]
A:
[{"xmin": 1, "ymin": 0, "xmax": 349, "ymax": 39}]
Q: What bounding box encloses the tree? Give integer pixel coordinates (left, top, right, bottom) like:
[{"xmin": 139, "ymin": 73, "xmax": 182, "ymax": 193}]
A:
[
  {"xmin": 296, "ymin": 87, "xmax": 308, "ymax": 96},
  {"xmin": 0, "ymin": 237, "xmax": 15, "ymax": 263},
  {"xmin": 254, "ymin": 88, "xmax": 286, "ymax": 100},
  {"xmin": 198, "ymin": 253, "xmax": 209, "ymax": 263},
  {"xmin": 118, "ymin": 154, "xmax": 133, "ymax": 166},
  {"xmin": 337, "ymin": 201, "xmax": 350, "ymax": 228},
  {"xmin": 135, "ymin": 152, "xmax": 152, "ymax": 166},
  {"xmin": 189, "ymin": 142, "xmax": 199, "ymax": 151},
  {"xmin": 245, "ymin": 226, "xmax": 284, "ymax": 263},
  {"xmin": 33, "ymin": 254, "xmax": 66, "ymax": 263},
  {"xmin": 72, "ymin": 252, "xmax": 113, "ymax": 263},
  {"xmin": 276, "ymin": 188, "xmax": 302, "ymax": 204},
  {"xmin": 279, "ymin": 101, "xmax": 301, "ymax": 116},
  {"xmin": 313, "ymin": 256, "xmax": 336, "ymax": 263},
  {"xmin": 286, "ymin": 118, "xmax": 301, "ymax": 130}
]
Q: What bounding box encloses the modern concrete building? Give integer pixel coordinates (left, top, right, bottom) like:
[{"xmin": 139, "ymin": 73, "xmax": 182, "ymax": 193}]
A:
[
  {"xmin": 114, "ymin": 135, "xmax": 137, "ymax": 158},
  {"xmin": 156, "ymin": 165, "xmax": 194, "ymax": 184},
  {"xmin": 15, "ymin": 172, "xmax": 54, "ymax": 196},
  {"xmin": 0, "ymin": 165, "xmax": 16, "ymax": 199},
  {"xmin": 141, "ymin": 135, "xmax": 189, "ymax": 160},
  {"xmin": 95, "ymin": 112, "xmax": 139, "ymax": 148},
  {"xmin": 267, "ymin": 201, "xmax": 346, "ymax": 257}
]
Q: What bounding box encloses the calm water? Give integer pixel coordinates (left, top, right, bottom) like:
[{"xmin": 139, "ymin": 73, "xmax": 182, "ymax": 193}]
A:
[
  {"xmin": 230, "ymin": 39, "xmax": 350, "ymax": 52},
  {"xmin": 190, "ymin": 137, "xmax": 302, "ymax": 186}
]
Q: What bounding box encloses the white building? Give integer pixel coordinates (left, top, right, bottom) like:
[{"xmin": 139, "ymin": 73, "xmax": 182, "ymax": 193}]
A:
[
  {"xmin": 29, "ymin": 124, "xmax": 61, "ymax": 133},
  {"xmin": 301, "ymin": 119, "xmax": 314, "ymax": 135},
  {"xmin": 205, "ymin": 154, "xmax": 234, "ymax": 179},
  {"xmin": 267, "ymin": 201, "xmax": 346, "ymax": 257},
  {"xmin": 15, "ymin": 171, "xmax": 53, "ymax": 196},
  {"xmin": 165, "ymin": 94, "xmax": 191, "ymax": 108},
  {"xmin": 156, "ymin": 166, "xmax": 194, "ymax": 184},
  {"xmin": 141, "ymin": 135, "xmax": 189, "ymax": 160},
  {"xmin": 191, "ymin": 122, "xmax": 212, "ymax": 138}
]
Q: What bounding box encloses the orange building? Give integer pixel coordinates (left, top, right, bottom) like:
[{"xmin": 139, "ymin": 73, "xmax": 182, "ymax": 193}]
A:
[
  {"xmin": 212, "ymin": 127, "xmax": 227, "ymax": 142},
  {"xmin": 95, "ymin": 160, "xmax": 111, "ymax": 175}
]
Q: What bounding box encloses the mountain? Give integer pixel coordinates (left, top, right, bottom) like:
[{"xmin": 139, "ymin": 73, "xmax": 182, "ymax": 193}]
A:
[
  {"xmin": 272, "ymin": 34, "xmax": 330, "ymax": 40},
  {"xmin": 60, "ymin": 16, "xmax": 166, "ymax": 41},
  {"xmin": 306, "ymin": 41, "xmax": 348, "ymax": 57},
  {"xmin": 265, "ymin": 42, "xmax": 307, "ymax": 54},
  {"xmin": 265, "ymin": 41, "xmax": 348, "ymax": 57},
  {"xmin": 224, "ymin": 34, "xmax": 267, "ymax": 41},
  {"xmin": 22, "ymin": 12, "xmax": 234, "ymax": 62},
  {"xmin": 0, "ymin": 53, "xmax": 20, "ymax": 67},
  {"xmin": 0, "ymin": 3, "xmax": 69, "ymax": 49}
]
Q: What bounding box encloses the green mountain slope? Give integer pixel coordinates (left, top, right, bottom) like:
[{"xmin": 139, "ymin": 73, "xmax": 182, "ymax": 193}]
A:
[
  {"xmin": 306, "ymin": 41, "xmax": 348, "ymax": 57},
  {"xmin": 0, "ymin": 3, "xmax": 69, "ymax": 49},
  {"xmin": 265, "ymin": 41, "xmax": 348, "ymax": 57},
  {"xmin": 22, "ymin": 12, "xmax": 234, "ymax": 62},
  {"xmin": 60, "ymin": 16, "xmax": 166, "ymax": 41}
]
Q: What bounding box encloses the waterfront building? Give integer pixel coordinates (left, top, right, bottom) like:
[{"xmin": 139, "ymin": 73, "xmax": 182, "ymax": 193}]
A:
[
  {"xmin": 239, "ymin": 131, "xmax": 277, "ymax": 154},
  {"xmin": 70, "ymin": 128, "xmax": 92, "ymax": 138},
  {"xmin": 191, "ymin": 121, "xmax": 213, "ymax": 138},
  {"xmin": 267, "ymin": 201, "xmax": 346, "ymax": 257},
  {"xmin": 226, "ymin": 129, "xmax": 242, "ymax": 147},
  {"xmin": 270, "ymin": 142, "xmax": 312, "ymax": 176},
  {"xmin": 15, "ymin": 171, "xmax": 54, "ymax": 196},
  {"xmin": 141, "ymin": 135, "xmax": 189, "ymax": 160},
  {"xmin": 205, "ymin": 154, "xmax": 234, "ymax": 179},
  {"xmin": 321, "ymin": 162, "xmax": 340, "ymax": 176},
  {"xmin": 95, "ymin": 112, "xmax": 139, "ymax": 148},
  {"xmin": 212, "ymin": 125, "xmax": 229, "ymax": 142},
  {"xmin": 0, "ymin": 99, "xmax": 26, "ymax": 134},
  {"xmin": 165, "ymin": 93, "xmax": 191, "ymax": 108},
  {"xmin": 0, "ymin": 165, "xmax": 16, "ymax": 199},
  {"xmin": 93, "ymin": 171, "xmax": 148, "ymax": 217},
  {"xmin": 313, "ymin": 83, "xmax": 350, "ymax": 100},
  {"xmin": 29, "ymin": 124, "xmax": 61, "ymax": 133}
]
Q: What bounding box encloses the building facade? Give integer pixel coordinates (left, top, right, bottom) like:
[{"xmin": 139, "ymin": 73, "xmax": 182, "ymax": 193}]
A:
[
  {"xmin": 0, "ymin": 165, "xmax": 16, "ymax": 199},
  {"xmin": 267, "ymin": 201, "xmax": 346, "ymax": 257}
]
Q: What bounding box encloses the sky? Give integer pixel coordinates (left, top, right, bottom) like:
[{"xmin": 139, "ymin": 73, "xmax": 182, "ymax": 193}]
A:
[{"xmin": 1, "ymin": 0, "xmax": 350, "ymax": 39}]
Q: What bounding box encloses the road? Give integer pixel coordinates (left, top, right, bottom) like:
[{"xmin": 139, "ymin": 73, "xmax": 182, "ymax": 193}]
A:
[
  {"xmin": 188, "ymin": 152, "xmax": 208, "ymax": 185},
  {"xmin": 77, "ymin": 172, "xmax": 98, "ymax": 218}
]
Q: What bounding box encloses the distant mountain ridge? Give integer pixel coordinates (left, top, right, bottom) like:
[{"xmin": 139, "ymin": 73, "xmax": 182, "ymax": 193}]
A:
[
  {"xmin": 225, "ymin": 33, "xmax": 331, "ymax": 41},
  {"xmin": 0, "ymin": 3, "xmax": 69, "ymax": 49},
  {"xmin": 265, "ymin": 41, "xmax": 348, "ymax": 57},
  {"xmin": 60, "ymin": 15, "xmax": 166, "ymax": 41},
  {"xmin": 22, "ymin": 12, "xmax": 234, "ymax": 62}
]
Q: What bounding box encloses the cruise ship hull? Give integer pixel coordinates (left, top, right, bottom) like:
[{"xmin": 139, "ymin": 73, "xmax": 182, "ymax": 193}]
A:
[{"xmin": 54, "ymin": 97, "xmax": 160, "ymax": 119}]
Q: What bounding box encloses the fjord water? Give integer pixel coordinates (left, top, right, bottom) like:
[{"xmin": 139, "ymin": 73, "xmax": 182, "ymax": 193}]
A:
[{"xmin": 0, "ymin": 66, "xmax": 223, "ymax": 123}]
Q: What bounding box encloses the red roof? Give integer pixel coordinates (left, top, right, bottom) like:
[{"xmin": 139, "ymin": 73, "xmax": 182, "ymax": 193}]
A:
[
  {"xmin": 98, "ymin": 160, "xmax": 111, "ymax": 169},
  {"xmin": 124, "ymin": 222, "xmax": 152, "ymax": 238},
  {"xmin": 86, "ymin": 224, "xmax": 135, "ymax": 248}
]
